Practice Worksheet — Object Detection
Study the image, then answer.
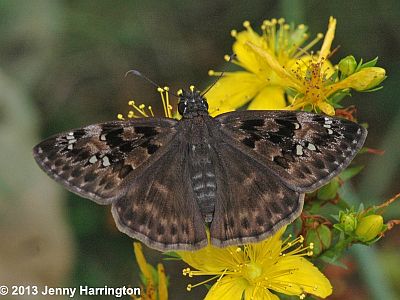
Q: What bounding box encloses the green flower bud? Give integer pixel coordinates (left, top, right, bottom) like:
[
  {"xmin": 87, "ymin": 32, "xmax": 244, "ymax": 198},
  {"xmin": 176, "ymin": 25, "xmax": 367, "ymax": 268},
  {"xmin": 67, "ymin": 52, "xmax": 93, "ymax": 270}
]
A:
[
  {"xmin": 339, "ymin": 212, "xmax": 357, "ymax": 234},
  {"xmin": 355, "ymin": 215, "xmax": 384, "ymax": 242},
  {"xmin": 338, "ymin": 55, "xmax": 357, "ymax": 77}
]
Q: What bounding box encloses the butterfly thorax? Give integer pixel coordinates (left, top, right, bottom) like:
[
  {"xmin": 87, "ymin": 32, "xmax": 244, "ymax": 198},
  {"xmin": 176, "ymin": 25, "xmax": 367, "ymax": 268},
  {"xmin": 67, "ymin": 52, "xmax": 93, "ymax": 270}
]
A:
[{"xmin": 177, "ymin": 87, "xmax": 209, "ymax": 118}]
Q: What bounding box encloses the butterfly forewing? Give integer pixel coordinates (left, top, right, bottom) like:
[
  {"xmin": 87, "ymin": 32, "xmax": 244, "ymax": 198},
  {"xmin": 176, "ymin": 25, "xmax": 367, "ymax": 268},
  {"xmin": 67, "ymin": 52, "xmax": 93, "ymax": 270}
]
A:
[
  {"xmin": 216, "ymin": 110, "xmax": 367, "ymax": 192},
  {"xmin": 33, "ymin": 118, "xmax": 178, "ymax": 204}
]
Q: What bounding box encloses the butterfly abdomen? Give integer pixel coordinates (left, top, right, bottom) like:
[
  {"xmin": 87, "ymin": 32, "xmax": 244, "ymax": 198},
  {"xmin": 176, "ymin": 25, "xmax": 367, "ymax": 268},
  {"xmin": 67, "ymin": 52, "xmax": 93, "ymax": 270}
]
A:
[
  {"xmin": 189, "ymin": 142, "xmax": 217, "ymax": 223},
  {"xmin": 183, "ymin": 116, "xmax": 219, "ymax": 223}
]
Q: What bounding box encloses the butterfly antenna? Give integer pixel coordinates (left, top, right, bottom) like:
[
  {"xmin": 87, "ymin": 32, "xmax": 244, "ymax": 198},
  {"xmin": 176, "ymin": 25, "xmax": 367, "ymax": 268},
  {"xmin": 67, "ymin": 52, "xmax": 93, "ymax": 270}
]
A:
[
  {"xmin": 125, "ymin": 69, "xmax": 161, "ymax": 89},
  {"xmin": 201, "ymin": 53, "xmax": 236, "ymax": 97},
  {"xmin": 125, "ymin": 69, "xmax": 180, "ymax": 99}
]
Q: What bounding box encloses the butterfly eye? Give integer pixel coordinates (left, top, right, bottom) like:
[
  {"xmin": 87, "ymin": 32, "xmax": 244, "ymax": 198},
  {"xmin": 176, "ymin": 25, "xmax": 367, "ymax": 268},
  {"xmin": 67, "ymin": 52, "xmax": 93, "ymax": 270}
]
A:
[
  {"xmin": 203, "ymin": 99, "xmax": 209, "ymax": 110},
  {"xmin": 178, "ymin": 101, "xmax": 187, "ymax": 115}
]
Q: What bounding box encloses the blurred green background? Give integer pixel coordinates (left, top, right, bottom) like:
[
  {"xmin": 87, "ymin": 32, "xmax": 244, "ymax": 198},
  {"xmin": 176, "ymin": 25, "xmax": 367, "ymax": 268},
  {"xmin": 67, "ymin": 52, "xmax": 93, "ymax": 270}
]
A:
[{"xmin": 0, "ymin": 0, "xmax": 399, "ymax": 299}]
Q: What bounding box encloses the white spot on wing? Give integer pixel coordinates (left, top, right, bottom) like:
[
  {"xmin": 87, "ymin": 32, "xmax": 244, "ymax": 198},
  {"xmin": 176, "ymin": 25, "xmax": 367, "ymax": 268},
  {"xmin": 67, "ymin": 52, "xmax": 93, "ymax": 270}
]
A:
[
  {"xmin": 193, "ymin": 172, "xmax": 202, "ymax": 180},
  {"xmin": 323, "ymin": 124, "xmax": 331, "ymax": 128},
  {"xmin": 67, "ymin": 144, "xmax": 73, "ymax": 150},
  {"xmin": 102, "ymin": 156, "xmax": 111, "ymax": 167},
  {"xmin": 295, "ymin": 144, "xmax": 304, "ymax": 156},
  {"xmin": 307, "ymin": 143, "xmax": 316, "ymax": 151},
  {"xmin": 100, "ymin": 134, "xmax": 107, "ymax": 141},
  {"xmin": 89, "ymin": 155, "xmax": 98, "ymax": 164},
  {"xmin": 294, "ymin": 123, "xmax": 300, "ymax": 129},
  {"xmin": 327, "ymin": 128, "xmax": 333, "ymax": 134}
]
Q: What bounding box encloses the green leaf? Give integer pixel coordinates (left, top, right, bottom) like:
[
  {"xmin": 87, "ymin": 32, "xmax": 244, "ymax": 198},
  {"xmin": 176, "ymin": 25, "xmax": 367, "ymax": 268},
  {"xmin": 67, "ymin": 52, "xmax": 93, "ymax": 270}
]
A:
[
  {"xmin": 361, "ymin": 84, "xmax": 385, "ymax": 93},
  {"xmin": 355, "ymin": 57, "xmax": 364, "ymax": 72},
  {"xmin": 317, "ymin": 178, "xmax": 340, "ymax": 200},
  {"xmin": 339, "ymin": 165, "xmax": 364, "ymax": 181},
  {"xmin": 360, "ymin": 56, "xmax": 379, "ymax": 68},
  {"xmin": 163, "ymin": 251, "xmax": 181, "ymax": 261},
  {"xmin": 318, "ymin": 224, "xmax": 332, "ymax": 249}
]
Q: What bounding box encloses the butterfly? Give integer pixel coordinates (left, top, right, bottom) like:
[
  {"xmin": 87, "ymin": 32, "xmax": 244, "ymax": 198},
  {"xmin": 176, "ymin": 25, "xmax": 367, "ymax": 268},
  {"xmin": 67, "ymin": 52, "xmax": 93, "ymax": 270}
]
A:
[{"xmin": 33, "ymin": 87, "xmax": 367, "ymax": 251}]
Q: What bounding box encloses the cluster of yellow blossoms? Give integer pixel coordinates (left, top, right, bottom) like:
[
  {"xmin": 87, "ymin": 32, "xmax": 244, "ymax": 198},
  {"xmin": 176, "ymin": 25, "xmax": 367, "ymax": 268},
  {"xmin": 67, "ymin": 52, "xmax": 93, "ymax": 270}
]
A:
[{"xmin": 206, "ymin": 17, "xmax": 385, "ymax": 116}]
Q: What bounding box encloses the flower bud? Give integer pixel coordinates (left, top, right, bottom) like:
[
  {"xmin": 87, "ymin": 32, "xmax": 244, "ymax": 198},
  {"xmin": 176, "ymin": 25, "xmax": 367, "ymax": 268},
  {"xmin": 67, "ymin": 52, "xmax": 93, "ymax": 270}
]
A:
[
  {"xmin": 355, "ymin": 215, "xmax": 384, "ymax": 242},
  {"xmin": 339, "ymin": 212, "xmax": 357, "ymax": 234},
  {"xmin": 338, "ymin": 55, "xmax": 357, "ymax": 77},
  {"xmin": 334, "ymin": 67, "xmax": 386, "ymax": 91}
]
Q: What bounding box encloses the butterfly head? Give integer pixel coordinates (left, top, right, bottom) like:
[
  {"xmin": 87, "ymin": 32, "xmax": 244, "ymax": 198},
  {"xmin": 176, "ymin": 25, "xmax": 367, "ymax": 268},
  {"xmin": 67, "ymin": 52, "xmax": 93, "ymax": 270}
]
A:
[{"xmin": 177, "ymin": 85, "xmax": 209, "ymax": 117}]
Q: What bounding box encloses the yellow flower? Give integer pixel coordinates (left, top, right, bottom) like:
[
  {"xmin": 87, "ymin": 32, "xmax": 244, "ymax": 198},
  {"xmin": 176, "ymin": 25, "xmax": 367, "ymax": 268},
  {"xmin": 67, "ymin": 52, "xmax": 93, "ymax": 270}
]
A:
[
  {"xmin": 206, "ymin": 17, "xmax": 386, "ymax": 116},
  {"xmin": 205, "ymin": 18, "xmax": 326, "ymax": 115},
  {"xmin": 133, "ymin": 242, "xmax": 168, "ymax": 300},
  {"xmin": 179, "ymin": 227, "xmax": 332, "ymax": 300}
]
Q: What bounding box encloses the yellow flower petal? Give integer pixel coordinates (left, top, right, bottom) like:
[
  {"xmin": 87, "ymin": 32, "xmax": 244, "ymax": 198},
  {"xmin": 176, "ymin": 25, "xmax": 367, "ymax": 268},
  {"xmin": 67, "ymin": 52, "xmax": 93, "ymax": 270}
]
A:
[
  {"xmin": 205, "ymin": 276, "xmax": 247, "ymax": 300},
  {"xmin": 233, "ymin": 29, "xmax": 265, "ymax": 74},
  {"xmin": 271, "ymin": 256, "xmax": 332, "ymax": 298},
  {"xmin": 253, "ymin": 226, "xmax": 285, "ymax": 265},
  {"xmin": 206, "ymin": 72, "xmax": 265, "ymax": 112},
  {"xmin": 246, "ymin": 42, "xmax": 302, "ymax": 91},
  {"xmin": 209, "ymin": 105, "xmax": 237, "ymax": 117},
  {"xmin": 244, "ymin": 286, "xmax": 279, "ymax": 300},
  {"xmin": 318, "ymin": 101, "xmax": 335, "ymax": 116},
  {"xmin": 179, "ymin": 244, "xmax": 243, "ymax": 272},
  {"xmin": 157, "ymin": 263, "xmax": 168, "ymax": 300},
  {"xmin": 133, "ymin": 242, "xmax": 153, "ymax": 285},
  {"xmin": 247, "ymin": 86, "xmax": 286, "ymax": 110},
  {"xmin": 319, "ymin": 16, "xmax": 336, "ymax": 61}
]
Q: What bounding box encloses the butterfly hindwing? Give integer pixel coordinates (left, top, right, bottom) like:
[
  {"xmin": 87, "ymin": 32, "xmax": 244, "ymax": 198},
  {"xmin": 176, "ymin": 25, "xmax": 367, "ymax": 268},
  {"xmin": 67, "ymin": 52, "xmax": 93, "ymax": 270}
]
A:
[
  {"xmin": 216, "ymin": 110, "xmax": 367, "ymax": 192},
  {"xmin": 112, "ymin": 139, "xmax": 207, "ymax": 251},
  {"xmin": 210, "ymin": 141, "xmax": 304, "ymax": 246},
  {"xmin": 33, "ymin": 118, "xmax": 178, "ymax": 204}
]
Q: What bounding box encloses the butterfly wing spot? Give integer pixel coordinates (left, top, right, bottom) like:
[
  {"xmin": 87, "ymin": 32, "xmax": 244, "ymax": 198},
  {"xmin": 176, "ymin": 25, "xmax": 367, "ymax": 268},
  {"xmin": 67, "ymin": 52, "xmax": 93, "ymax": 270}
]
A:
[
  {"xmin": 295, "ymin": 144, "xmax": 304, "ymax": 156},
  {"xmin": 71, "ymin": 168, "xmax": 82, "ymax": 178},
  {"xmin": 84, "ymin": 172, "xmax": 96, "ymax": 182},
  {"xmin": 273, "ymin": 156, "xmax": 289, "ymax": 169},
  {"xmin": 241, "ymin": 217, "xmax": 250, "ymax": 229},
  {"xmin": 89, "ymin": 155, "xmax": 98, "ymax": 164},
  {"xmin": 102, "ymin": 156, "xmax": 111, "ymax": 167},
  {"xmin": 255, "ymin": 215, "xmax": 264, "ymax": 226},
  {"xmin": 242, "ymin": 136, "xmax": 258, "ymax": 148},
  {"xmin": 156, "ymin": 225, "xmax": 165, "ymax": 235},
  {"xmin": 307, "ymin": 143, "xmax": 317, "ymax": 151},
  {"xmin": 239, "ymin": 119, "xmax": 265, "ymax": 131}
]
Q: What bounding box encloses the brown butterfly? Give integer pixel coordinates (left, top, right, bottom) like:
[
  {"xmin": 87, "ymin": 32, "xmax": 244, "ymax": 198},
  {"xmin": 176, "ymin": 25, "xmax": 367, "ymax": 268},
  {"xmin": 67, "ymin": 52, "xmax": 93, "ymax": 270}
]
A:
[{"xmin": 33, "ymin": 87, "xmax": 366, "ymax": 251}]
